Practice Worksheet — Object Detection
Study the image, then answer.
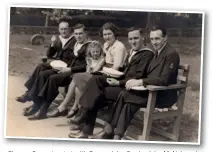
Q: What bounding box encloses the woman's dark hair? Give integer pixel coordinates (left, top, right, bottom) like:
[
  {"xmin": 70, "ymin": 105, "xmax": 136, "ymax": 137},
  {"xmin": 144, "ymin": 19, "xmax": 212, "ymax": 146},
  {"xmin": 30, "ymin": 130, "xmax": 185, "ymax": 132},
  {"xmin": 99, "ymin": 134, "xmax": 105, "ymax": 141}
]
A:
[
  {"xmin": 99, "ymin": 22, "xmax": 119, "ymax": 37},
  {"xmin": 150, "ymin": 25, "xmax": 167, "ymax": 37}
]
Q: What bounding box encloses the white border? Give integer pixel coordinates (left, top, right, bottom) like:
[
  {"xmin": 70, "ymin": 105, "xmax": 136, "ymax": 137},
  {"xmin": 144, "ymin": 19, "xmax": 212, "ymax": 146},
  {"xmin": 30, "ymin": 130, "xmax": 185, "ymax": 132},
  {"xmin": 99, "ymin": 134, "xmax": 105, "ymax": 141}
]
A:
[{"xmin": 4, "ymin": 4, "xmax": 205, "ymax": 146}]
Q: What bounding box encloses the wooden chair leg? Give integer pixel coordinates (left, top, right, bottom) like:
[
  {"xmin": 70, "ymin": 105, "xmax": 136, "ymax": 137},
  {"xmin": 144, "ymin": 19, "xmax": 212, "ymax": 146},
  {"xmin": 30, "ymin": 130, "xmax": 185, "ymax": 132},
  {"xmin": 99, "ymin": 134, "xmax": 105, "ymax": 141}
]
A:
[
  {"xmin": 172, "ymin": 116, "xmax": 181, "ymax": 141},
  {"xmin": 172, "ymin": 89, "xmax": 186, "ymax": 141},
  {"xmin": 139, "ymin": 91, "xmax": 157, "ymax": 140},
  {"xmin": 140, "ymin": 112, "xmax": 153, "ymax": 140}
]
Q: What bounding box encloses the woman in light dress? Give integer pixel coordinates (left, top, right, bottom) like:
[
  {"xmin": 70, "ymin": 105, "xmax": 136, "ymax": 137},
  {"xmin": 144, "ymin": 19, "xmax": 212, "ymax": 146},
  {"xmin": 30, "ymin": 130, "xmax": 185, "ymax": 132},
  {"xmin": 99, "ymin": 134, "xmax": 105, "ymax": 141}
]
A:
[{"xmin": 48, "ymin": 22, "xmax": 127, "ymax": 118}]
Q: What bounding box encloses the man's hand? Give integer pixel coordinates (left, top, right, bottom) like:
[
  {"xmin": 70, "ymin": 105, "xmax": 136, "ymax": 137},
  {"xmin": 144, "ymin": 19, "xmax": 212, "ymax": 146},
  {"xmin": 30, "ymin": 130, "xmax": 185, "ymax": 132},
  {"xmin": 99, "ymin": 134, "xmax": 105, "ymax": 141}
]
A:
[
  {"xmin": 106, "ymin": 78, "xmax": 120, "ymax": 86},
  {"xmin": 51, "ymin": 35, "xmax": 57, "ymax": 46},
  {"xmin": 58, "ymin": 67, "xmax": 71, "ymax": 73},
  {"xmin": 125, "ymin": 79, "xmax": 143, "ymax": 90}
]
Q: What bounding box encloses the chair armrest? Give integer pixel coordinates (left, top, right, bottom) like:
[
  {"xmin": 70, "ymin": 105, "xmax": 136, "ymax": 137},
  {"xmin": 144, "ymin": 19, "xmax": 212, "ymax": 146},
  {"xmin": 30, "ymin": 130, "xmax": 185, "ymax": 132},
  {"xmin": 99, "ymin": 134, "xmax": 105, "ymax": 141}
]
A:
[{"xmin": 146, "ymin": 84, "xmax": 187, "ymax": 91}]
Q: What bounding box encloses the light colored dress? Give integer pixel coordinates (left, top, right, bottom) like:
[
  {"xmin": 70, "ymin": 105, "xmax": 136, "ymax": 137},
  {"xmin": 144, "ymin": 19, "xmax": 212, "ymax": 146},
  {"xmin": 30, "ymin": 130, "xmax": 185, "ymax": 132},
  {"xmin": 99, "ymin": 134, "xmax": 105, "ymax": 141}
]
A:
[
  {"xmin": 72, "ymin": 57, "xmax": 105, "ymax": 92},
  {"xmin": 103, "ymin": 39, "xmax": 127, "ymax": 69}
]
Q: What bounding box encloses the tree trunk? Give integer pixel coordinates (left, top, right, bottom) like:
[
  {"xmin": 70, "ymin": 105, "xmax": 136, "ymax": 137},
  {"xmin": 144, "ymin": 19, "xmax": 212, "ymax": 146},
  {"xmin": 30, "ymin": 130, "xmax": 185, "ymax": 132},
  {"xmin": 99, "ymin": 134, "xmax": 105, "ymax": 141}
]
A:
[
  {"xmin": 144, "ymin": 12, "xmax": 152, "ymax": 45},
  {"xmin": 45, "ymin": 14, "xmax": 49, "ymax": 27}
]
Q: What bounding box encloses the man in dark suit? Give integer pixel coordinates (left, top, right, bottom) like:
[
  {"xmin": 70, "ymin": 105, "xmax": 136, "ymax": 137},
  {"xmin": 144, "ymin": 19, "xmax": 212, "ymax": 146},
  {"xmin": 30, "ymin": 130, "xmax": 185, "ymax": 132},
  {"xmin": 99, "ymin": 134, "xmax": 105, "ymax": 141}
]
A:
[
  {"xmin": 93, "ymin": 26, "xmax": 180, "ymax": 140},
  {"xmin": 68, "ymin": 27, "xmax": 154, "ymax": 138}
]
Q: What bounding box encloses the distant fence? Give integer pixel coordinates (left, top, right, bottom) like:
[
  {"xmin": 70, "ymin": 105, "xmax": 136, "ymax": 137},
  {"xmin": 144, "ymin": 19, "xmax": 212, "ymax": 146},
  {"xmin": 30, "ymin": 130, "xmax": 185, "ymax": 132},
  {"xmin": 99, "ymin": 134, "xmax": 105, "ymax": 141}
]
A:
[{"xmin": 10, "ymin": 26, "xmax": 202, "ymax": 37}]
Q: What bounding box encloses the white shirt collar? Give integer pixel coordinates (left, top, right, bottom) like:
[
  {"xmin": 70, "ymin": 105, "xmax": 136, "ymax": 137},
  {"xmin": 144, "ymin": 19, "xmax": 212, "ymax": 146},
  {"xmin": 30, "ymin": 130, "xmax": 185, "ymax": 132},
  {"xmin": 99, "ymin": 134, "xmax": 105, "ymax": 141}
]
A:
[
  {"xmin": 105, "ymin": 39, "xmax": 118, "ymax": 50},
  {"xmin": 157, "ymin": 42, "xmax": 167, "ymax": 55},
  {"xmin": 59, "ymin": 35, "xmax": 73, "ymax": 48}
]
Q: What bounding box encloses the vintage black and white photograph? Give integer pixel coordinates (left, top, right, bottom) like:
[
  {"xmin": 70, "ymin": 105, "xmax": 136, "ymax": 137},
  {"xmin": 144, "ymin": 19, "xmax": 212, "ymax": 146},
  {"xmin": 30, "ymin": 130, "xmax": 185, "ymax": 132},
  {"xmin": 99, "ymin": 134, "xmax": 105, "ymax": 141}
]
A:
[{"xmin": 5, "ymin": 6, "xmax": 204, "ymax": 144}]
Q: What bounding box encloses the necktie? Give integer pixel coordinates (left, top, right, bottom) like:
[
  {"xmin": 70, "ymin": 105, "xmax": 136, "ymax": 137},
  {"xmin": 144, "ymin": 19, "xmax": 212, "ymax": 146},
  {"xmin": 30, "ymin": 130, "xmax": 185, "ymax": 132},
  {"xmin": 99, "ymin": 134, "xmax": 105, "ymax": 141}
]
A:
[{"xmin": 154, "ymin": 52, "xmax": 158, "ymax": 59}]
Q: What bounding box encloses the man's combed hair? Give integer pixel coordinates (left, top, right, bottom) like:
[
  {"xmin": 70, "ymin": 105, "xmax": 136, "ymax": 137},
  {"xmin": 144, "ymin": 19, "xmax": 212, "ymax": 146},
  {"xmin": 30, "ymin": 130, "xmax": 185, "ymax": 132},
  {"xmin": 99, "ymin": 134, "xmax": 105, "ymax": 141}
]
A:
[
  {"xmin": 58, "ymin": 17, "xmax": 72, "ymax": 27},
  {"xmin": 150, "ymin": 25, "xmax": 167, "ymax": 37},
  {"xmin": 127, "ymin": 26, "xmax": 143, "ymax": 35},
  {"xmin": 73, "ymin": 23, "xmax": 86, "ymax": 31}
]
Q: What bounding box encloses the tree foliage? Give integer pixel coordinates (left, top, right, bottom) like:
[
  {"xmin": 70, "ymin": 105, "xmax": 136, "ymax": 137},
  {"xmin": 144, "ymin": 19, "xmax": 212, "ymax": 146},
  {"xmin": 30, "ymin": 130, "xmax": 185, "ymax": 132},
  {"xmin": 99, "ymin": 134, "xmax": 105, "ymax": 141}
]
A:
[{"xmin": 10, "ymin": 7, "xmax": 202, "ymax": 28}]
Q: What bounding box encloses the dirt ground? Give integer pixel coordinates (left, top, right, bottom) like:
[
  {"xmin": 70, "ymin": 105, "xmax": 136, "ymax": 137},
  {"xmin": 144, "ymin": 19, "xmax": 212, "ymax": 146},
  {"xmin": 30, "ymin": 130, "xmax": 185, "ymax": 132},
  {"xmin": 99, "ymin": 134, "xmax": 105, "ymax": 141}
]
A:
[{"xmin": 6, "ymin": 34, "xmax": 202, "ymax": 143}]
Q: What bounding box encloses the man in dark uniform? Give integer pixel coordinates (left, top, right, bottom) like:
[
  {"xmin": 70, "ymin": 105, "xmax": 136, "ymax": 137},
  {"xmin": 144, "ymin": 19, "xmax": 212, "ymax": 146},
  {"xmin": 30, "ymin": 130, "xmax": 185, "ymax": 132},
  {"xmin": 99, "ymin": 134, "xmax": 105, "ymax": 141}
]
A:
[
  {"xmin": 19, "ymin": 23, "xmax": 91, "ymax": 120},
  {"xmin": 93, "ymin": 26, "xmax": 180, "ymax": 140},
  {"xmin": 68, "ymin": 27, "xmax": 154, "ymax": 138},
  {"xmin": 16, "ymin": 17, "xmax": 76, "ymax": 103}
]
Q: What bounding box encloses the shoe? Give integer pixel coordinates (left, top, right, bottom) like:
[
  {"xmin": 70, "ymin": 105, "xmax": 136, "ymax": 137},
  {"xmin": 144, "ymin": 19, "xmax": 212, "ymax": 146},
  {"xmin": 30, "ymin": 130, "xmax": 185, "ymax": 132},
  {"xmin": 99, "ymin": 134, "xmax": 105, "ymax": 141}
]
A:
[
  {"xmin": 28, "ymin": 112, "xmax": 47, "ymax": 120},
  {"xmin": 28, "ymin": 103, "xmax": 48, "ymax": 120},
  {"xmin": 67, "ymin": 117, "xmax": 74, "ymax": 124},
  {"xmin": 69, "ymin": 129, "xmax": 81, "ymax": 135},
  {"xmin": 113, "ymin": 135, "xmax": 121, "ymax": 140},
  {"xmin": 66, "ymin": 108, "xmax": 78, "ymax": 118},
  {"xmin": 22, "ymin": 104, "xmax": 40, "ymax": 116},
  {"xmin": 69, "ymin": 108, "xmax": 88, "ymax": 124},
  {"xmin": 90, "ymin": 130, "xmax": 113, "ymax": 139},
  {"xmin": 23, "ymin": 104, "xmax": 33, "ymax": 112},
  {"xmin": 28, "ymin": 109, "xmax": 47, "ymax": 120},
  {"xmin": 47, "ymin": 108, "xmax": 68, "ymax": 117},
  {"xmin": 68, "ymin": 131, "xmax": 88, "ymax": 139},
  {"xmin": 70, "ymin": 123, "xmax": 84, "ymax": 131},
  {"xmin": 16, "ymin": 91, "xmax": 31, "ymax": 103},
  {"xmin": 66, "ymin": 109, "xmax": 82, "ymax": 124}
]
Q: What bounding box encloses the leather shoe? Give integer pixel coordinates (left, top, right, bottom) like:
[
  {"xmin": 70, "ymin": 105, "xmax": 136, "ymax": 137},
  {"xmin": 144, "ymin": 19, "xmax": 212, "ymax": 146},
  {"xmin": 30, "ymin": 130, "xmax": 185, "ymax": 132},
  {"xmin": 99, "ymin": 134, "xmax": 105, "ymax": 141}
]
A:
[
  {"xmin": 16, "ymin": 91, "xmax": 31, "ymax": 103},
  {"xmin": 23, "ymin": 104, "xmax": 40, "ymax": 116},
  {"xmin": 66, "ymin": 108, "xmax": 78, "ymax": 118},
  {"xmin": 23, "ymin": 104, "xmax": 33, "ymax": 112},
  {"xmin": 47, "ymin": 108, "xmax": 68, "ymax": 117},
  {"xmin": 28, "ymin": 104, "xmax": 47, "ymax": 120},
  {"xmin": 70, "ymin": 123, "xmax": 84, "ymax": 131},
  {"xmin": 28, "ymin": 111, "xmax": 47, "ymax": 120},
  {"xmin": 69, "ymin": 109, "xmax": 88, "ymax": 124},
  {"xmin": 68, "ymin": 131, "xmax": 88, "ymax": 139},
  {"xmin": 113, "ymin": 135, "xmax": 121, "ymax": 140},
  {"xmin": 90, "ymin": 130, "xmax": 113, "ymax": 139}
]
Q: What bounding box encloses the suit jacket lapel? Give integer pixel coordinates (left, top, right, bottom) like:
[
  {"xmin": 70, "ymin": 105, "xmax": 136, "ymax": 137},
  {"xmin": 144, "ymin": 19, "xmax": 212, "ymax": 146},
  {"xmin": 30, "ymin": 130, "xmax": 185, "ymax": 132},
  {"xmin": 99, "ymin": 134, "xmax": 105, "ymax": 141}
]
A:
[{"xmin": 148, "ymin": 44, "xmax": 168, "ymax": 73}]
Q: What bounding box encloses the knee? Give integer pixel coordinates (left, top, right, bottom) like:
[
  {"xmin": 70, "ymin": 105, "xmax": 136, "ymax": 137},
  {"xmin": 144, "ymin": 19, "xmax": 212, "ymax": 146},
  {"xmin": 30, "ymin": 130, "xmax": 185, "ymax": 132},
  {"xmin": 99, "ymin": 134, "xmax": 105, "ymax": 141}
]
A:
[
  {"xmin": 38, "ymin": 71, "xmax": 47, "ymax": 78},
  {"xmin": 90, "ymin": 75, "xmax": 99, "ymax": 80},
  {"xmin": 87, "ymin": 75, "xmax": 99, "ymax": 84},
  {"xmin": 37, "ymin": 63, "xmax": 45, "ymax": 68},
  {"xmin": 91, "ymin": 75, "xmax": 105, "ymax": 83},
  {"xmin": 49, "ymin": 74, "xmax": 58, "ymax": 82},
  {"xmin": 119, "ymin": 90, "xmax": 128, "ymax": 98},
  {"xmin": 68, "ymin": 81, "xmax": 75, "ymax": 88}
]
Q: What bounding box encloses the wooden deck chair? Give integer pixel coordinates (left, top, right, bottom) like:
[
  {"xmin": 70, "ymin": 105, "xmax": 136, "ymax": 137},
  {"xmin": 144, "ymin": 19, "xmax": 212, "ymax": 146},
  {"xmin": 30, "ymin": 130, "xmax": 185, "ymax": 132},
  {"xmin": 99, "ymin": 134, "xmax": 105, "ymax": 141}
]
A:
[{"xmin": 128, "ymin": 64, "xmax": 190, "ymax": 141}]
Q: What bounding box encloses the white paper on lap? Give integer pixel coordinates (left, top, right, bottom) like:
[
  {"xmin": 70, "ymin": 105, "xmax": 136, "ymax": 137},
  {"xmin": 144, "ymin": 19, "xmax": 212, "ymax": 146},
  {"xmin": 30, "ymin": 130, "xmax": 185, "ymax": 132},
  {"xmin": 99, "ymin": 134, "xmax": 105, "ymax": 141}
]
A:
[
  {"xmin": 131, "ymin": 86, "xmax": 148, "ymax": 91},
  {"xmin": 50, "ymin": 60, "xmax": 67, "ymax": 69},
  {"xmin": 102, "ymin": 67, "xmax": 124, "ymax": 78}
]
